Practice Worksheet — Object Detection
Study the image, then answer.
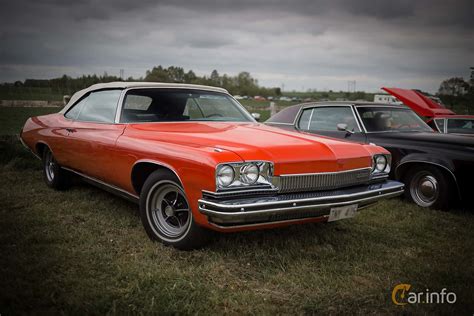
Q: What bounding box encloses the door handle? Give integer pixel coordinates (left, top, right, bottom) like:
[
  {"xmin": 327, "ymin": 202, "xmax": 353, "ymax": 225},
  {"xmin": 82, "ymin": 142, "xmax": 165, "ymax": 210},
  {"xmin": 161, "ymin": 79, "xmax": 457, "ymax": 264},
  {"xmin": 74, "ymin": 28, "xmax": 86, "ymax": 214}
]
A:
[{"xmin": 66, "ymin": 128, "xmax": 76, "ymax": 133}]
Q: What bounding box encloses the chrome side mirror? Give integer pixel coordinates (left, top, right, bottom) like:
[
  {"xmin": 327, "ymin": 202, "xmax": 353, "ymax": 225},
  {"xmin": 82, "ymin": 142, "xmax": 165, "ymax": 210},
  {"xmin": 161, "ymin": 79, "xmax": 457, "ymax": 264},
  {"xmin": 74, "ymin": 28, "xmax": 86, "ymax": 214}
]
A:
[
  {"xmin": 337, "ymin": 123, "xmax": 354, "ymax": 135},
  {"xmin": 251, "ymin": 112, "xmax": 261, "ymax": 121}
]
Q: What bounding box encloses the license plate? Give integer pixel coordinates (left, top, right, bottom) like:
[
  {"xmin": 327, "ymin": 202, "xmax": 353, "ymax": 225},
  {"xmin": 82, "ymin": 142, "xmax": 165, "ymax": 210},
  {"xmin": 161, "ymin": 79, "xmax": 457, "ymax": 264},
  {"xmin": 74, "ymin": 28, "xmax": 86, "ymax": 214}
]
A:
[{"xmin": 328, "ymin": 204, "xmax": 358, "ymax": 222}]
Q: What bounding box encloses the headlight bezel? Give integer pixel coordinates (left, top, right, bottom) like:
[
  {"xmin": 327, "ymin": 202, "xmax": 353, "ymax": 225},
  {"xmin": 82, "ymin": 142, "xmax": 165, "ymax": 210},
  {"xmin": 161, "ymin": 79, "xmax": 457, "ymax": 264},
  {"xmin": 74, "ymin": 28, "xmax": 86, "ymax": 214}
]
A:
[
  {"xmin": 371, "ymin": 154, "xmax": 391, "ymax": 177},
  {"xmin": 216, "ymin": 164, "xmax": 235, "ymax": 187},
  {"xmin": 215, "ymin": 161, "xmax": 274, "ymax": 190}
]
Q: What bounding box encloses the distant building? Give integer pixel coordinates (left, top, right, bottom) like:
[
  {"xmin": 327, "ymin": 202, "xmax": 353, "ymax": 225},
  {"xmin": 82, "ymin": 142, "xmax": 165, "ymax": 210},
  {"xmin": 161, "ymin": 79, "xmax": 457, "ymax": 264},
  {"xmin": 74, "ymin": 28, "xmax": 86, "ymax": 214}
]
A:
[{"xmin": 373, "ymin": 94, "xmax": 402, "ymax": 104}]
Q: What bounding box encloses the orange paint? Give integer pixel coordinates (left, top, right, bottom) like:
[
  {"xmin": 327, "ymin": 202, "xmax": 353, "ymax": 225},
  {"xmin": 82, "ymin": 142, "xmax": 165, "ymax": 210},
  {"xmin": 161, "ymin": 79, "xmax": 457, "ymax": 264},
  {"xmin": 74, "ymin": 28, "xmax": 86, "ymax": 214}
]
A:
[{"xmin": 21, "ymin": 113, "xmax": 389, "ymax": 232}]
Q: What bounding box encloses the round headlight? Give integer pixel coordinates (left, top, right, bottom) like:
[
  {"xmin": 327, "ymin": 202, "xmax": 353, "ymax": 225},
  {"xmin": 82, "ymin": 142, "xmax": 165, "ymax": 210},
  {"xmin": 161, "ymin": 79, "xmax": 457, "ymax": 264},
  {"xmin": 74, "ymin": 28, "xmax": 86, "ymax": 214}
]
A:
[
  {"xmin": 240, "ymin": 163, "xmax": 259, "ymax": 184},
  {"xmin": 217, "ymin": 165, "xmax": 234, "ymax": 187},
  {"xmin": 375, "ymin": 155, "xmax": 387, "ymax": 172}
]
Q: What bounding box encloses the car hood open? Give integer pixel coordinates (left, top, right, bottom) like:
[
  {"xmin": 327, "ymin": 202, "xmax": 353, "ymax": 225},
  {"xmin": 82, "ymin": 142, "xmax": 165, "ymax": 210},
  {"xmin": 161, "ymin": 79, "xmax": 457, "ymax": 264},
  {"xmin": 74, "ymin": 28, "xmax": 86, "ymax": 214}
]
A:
[
  {"xmin": 126, "ymin": 122, "xmax": 377, "ymax": 175},
  {"xmin": 382, "ymin": 87, "xmax": 455, "ymax": 118}
]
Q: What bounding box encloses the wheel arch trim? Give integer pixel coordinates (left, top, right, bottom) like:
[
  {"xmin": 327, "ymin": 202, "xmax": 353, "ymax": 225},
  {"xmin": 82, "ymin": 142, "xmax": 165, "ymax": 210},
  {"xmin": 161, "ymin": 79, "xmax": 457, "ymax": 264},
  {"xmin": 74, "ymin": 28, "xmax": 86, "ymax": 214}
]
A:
[
  {"xmin": 395, "ymin": 159, "xmax": 461, "ymax": 199},
  {"xmin": 34, "ymin": 141, "xmax": 52, "ymax": 159},
  {"xmin": 131, "ymin": 159, "xmax": 184, "ymax": 195}
]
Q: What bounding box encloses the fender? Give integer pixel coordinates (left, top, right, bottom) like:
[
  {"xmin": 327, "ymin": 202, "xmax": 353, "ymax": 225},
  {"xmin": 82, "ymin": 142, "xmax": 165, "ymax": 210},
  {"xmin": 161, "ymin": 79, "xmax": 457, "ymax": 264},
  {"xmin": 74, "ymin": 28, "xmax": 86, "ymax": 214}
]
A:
[
  {"xmin": 395, "ymin": 153, "xmax": 461, "ymax": 199},
  {"xmin": 34, "ymin": 140, "xmax": 52, "ymax": 159},
  {"xmin": 131, "ymin": 159, "xmax": 184, "ymax": 191}
]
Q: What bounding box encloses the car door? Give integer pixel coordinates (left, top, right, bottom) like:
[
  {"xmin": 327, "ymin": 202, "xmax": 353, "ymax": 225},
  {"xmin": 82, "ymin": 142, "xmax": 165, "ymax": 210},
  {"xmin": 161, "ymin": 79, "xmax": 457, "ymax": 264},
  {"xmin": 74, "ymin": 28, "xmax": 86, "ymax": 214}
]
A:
[
  {"xmin": 296, "ymin": 105, "xmax": 367, "ymax": 143},
  {"xmin": 65, "ymin": 89, "xmax": 125, "ymax": 181}
]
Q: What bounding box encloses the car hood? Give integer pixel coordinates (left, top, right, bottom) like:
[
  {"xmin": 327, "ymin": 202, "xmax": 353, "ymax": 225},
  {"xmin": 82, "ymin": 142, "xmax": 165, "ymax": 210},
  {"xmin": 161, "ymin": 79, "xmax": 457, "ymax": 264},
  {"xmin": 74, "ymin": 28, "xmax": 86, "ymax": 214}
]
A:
[
  {"xmin": 126, "ymin": 122, "xmax": 376, "ymax": 174},
  {"xmin": 382, "ymin": 87, "xmax": 455, "ymax": 117}
]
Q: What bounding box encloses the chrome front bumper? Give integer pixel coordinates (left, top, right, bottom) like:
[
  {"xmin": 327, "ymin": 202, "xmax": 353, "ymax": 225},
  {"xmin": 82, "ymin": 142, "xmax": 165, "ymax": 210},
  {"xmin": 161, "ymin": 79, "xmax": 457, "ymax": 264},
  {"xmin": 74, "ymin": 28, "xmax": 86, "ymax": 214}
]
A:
[{"xmin": 198, "ymin": 180, "xmax": 404, "ymax": 228}]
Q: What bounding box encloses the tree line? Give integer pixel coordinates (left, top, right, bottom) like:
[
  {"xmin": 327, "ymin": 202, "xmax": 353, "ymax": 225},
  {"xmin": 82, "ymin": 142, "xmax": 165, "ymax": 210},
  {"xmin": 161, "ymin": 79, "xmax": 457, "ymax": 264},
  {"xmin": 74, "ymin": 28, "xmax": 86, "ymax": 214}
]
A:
[{"xmin": 5, "ymin": 66, "xmax": 281, "ymax": 97}]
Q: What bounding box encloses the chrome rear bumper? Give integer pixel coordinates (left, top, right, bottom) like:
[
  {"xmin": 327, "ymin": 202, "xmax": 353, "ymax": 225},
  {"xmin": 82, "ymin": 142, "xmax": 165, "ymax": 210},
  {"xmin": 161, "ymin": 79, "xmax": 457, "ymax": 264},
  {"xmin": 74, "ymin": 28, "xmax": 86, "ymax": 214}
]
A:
[{"xmin": 198, "ymin": 180, "xmax": 404, "ymax": 228}]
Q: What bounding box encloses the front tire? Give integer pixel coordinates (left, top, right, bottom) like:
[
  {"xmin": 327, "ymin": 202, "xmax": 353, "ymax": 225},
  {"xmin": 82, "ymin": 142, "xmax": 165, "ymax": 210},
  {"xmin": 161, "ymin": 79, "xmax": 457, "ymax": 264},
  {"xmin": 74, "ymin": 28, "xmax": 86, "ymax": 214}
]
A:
[
  {"xmin": 42, "ymin": 147, "xmax": 71, "ymax": 190},
  {"xmin": 139, "ymin": 170, "xmax": 212, "ymax": 250},
  {"xmin": 404, "ymin": 165, "xmax": 453, "ymax": 210}
]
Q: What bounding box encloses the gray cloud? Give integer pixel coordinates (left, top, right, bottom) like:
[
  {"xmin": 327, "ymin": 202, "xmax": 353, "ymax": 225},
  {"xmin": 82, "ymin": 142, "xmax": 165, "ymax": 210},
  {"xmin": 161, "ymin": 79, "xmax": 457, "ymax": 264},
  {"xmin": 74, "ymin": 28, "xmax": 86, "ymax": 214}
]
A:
[{"xmin": 0, "ymin": 0, "xmax": 472, "ymax": 92}]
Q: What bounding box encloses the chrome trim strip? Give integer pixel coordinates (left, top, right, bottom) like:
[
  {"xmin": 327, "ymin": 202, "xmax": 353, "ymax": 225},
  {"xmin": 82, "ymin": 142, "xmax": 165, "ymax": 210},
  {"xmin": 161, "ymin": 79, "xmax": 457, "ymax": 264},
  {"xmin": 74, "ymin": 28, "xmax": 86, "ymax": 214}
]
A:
[
  {"xmin": 132, "ymin": 159, "xmax": 185, "ymax": 189},
  {"xmin": 116, "ymin": 87, "xmax": 255, "ymax": 124},
  {"xmin": 266, "ymin": 122, "xmax": 296, "ymax": 126},
  {"xmin": 202, "ymin": 191, "xmax": 402, "ymax": 217},
  {"xmin": 306, "ymin": 108, "xmax": 314, "ymax": 130},
  {"xmin": 353, "ymin": 104, "xmax": 368, "ymax": 133},
  {"xmin": 294, "ymin": 104, "xmax": 363, "ymax": 133},
  {"xmin": 199, "ymin": 182, "xmax": 404, "ymax": 210},
  {"xmin": 62, "ymin": 167, "xmax": 139, "ymax": 202},
  {"xmin": 19, "ymin": 135, "xmax": 41, "ymax": 160},
  {"xmin": 203, "ymin": 188, "xmax": 279, "ymax": 197},
  {"xmin": 279, "ymin": 167, "xmax": 371, "ymax": 177},
  {"xmin": 350, "ymin": 105, "xmax": 364, "ymax": 132},
  {"xmin": 115, "ymin": 89, "xmax": 128, "ymax": 123},
  {"xmin": 199, "ymin": 184, "xmax": 404, "ymax": 228}
]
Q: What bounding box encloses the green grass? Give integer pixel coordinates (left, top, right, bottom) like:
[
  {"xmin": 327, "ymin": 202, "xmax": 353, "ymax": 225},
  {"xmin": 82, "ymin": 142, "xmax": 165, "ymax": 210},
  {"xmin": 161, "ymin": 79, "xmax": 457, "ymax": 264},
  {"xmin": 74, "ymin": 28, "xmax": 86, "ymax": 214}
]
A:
[
  {"xmin": 1, "ymin": 140, "xmax": 473, "ymax": 314},
  {"xmin": 0, "ymin": 86, "xmax": 64, "ymax": 101},
  {"xmin": 0, "ymin": 107, "xmax": 60, "ymax": 135}
]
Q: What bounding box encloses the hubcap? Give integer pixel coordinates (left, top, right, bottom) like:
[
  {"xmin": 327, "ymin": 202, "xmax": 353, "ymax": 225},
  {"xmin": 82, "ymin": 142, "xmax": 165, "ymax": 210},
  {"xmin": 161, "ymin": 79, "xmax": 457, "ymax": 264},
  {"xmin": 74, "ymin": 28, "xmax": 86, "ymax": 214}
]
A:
[
  {"xmin": 148, "ymin": 183, "xmax": 191, "ymax": 239},
  {"xmin": 45, "ymin": 151, "xmax": 56, "ymax": 182},
  {"xmin": 410, "ymin": 173, "xmax": 439, "ymax": 207}
]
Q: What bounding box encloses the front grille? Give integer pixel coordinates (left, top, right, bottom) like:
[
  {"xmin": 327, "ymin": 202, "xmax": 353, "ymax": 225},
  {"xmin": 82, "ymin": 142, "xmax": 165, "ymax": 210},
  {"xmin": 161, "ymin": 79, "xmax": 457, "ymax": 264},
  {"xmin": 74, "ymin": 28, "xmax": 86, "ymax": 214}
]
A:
[{"xmin": 278, "ymin": 168, "xmax": 371, "ymax": 193}]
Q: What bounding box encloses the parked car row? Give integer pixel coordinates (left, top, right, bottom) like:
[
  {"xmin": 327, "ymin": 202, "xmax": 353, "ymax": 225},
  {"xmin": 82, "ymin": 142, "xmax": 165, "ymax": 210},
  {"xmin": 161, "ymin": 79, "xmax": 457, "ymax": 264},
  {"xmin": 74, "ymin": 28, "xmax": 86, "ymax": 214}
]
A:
[
  {"xmin": 267, "ymin": 102, "xmax": 474, "ymax": 210},
  {"xmin": 382, "ymin": 87, "xmax": 474, "ymax": 136},
  {"xmin": 20, "ymin": 82, "xmax": 472, "ymax": 249},
  {"xmin": 234, "ymin": 95, "xmax": 305, "ymax": 102}
]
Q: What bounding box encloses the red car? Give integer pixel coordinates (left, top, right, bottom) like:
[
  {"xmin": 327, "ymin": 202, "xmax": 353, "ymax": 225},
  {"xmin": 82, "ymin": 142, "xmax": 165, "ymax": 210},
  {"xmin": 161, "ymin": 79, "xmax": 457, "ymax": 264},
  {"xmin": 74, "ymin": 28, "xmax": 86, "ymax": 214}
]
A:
[
  {"xmin": 382, "ymin": 87, "xmax": 474, "ymax": 136},
  {"xmin": 20, "ymin": 82, "xmax": 403, "ymax": 249}
]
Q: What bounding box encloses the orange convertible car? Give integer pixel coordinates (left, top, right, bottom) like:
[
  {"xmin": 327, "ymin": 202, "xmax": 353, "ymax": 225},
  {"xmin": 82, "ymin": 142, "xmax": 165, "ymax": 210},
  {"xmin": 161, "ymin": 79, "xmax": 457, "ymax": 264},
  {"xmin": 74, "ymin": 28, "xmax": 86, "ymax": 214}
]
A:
[{"xmin": 21, "ymin": 82, "xmax": 404, "ymax": 249}]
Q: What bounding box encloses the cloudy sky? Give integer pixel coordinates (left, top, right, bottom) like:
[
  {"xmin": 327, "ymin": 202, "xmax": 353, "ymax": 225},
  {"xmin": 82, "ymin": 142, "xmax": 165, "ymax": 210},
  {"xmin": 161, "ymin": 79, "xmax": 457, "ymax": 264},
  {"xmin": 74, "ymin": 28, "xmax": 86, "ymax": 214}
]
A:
[{"xmin": 0, "ymin": 0, "xmax": 472, "ymax": 93}]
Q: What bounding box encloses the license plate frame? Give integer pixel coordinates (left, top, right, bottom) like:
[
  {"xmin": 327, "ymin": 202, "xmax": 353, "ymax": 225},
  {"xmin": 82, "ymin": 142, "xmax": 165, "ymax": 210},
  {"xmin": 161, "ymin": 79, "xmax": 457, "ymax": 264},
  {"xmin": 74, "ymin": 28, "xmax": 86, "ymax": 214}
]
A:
[{"xmin": 328, "ymin": 204, "xmax": 358, "ymax": 222}]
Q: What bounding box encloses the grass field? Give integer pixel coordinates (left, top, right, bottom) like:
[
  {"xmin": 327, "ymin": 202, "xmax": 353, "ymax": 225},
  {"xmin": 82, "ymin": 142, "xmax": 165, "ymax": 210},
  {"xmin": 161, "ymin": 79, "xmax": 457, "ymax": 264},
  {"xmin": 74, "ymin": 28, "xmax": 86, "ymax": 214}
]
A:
[
  {"xmin": 1, "ymin": 140, "xmax": 473, "ymax": 314},
  {"xmin": 0, "ymin": 86, "xmax": 64, "ymax": 101},
  {"xmin": 0, "ymin": 107, "xmax": 60, "ymax": 135}
]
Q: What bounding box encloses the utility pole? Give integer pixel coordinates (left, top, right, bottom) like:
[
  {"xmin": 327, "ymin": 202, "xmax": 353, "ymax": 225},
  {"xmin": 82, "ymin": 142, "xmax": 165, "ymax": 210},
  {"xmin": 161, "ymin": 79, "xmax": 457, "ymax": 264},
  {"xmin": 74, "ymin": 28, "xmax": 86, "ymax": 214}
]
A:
[{"xmin": 347, "ymin": 80, "xmax": 356, "ymax": 92}]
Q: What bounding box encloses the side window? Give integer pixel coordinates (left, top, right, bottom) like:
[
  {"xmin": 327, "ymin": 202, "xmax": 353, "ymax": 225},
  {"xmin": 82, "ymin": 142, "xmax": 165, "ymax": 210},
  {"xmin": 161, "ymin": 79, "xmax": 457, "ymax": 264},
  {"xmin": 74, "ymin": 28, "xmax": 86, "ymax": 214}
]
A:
[
  {"xmin": 65, "ymin": 97, "xmax": 87, "ymax": 120},
  {"xmin": 299, "ymin": 107, "xmax": 360, "ymax": 132},
  {"xmin": 298, "ymin": 108, "xmax": 313, "ymax": 130},
  {"xmin": 76, "ymin": 90, "xmax": 122, "ymax": 123},
  {"xmin": 435, "ymin": 119, "xmax": 445, "ymax": 132}
]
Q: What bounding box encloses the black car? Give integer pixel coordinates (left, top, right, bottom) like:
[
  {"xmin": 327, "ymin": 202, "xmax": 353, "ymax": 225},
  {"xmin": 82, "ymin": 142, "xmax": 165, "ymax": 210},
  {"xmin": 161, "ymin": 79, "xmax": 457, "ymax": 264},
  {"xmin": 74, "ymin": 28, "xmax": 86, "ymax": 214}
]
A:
[{"xmin": 266, "ymin": 102, "xmax": 474, "ymax": 209}]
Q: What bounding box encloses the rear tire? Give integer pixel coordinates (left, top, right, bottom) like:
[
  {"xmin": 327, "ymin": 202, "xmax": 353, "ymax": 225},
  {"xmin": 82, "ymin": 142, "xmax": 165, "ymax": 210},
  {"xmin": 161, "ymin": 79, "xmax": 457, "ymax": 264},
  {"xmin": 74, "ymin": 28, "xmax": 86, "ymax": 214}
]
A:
[
  {"xmin": 139, "ymin": 170, "xmax": 212, "ymax": 250},
  {"xmin": 404, "ymin": 165, "xmax": 453, "ymax": 210},
  {"xmin": 42, "ymin": 147, "xmax": 71, "ymax": 190}
]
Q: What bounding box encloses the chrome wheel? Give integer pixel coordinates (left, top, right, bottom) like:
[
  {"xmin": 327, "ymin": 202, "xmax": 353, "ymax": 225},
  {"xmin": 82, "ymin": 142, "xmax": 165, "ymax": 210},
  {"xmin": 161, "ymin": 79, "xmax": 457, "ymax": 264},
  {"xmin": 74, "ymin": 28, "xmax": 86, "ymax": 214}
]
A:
[
  {"xmin": 44, "ymin": 150, "xmax": 56, "ymax": 182},
  {"xmin": 147, "ymin": 181, "xmax": 191, "ymax": 240},
  {"xmin": 410, "ymin": 172, "xmax": 439, "ymax": 207}
]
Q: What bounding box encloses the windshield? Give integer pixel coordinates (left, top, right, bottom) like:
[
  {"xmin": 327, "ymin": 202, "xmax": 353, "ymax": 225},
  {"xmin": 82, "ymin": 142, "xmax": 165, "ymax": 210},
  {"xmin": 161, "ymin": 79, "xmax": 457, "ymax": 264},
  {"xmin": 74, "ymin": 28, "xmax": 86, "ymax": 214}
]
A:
[
  {"xmin": 447, "ymin": 118, "xmax": 474, "ymax": 134},
  {"xmin": 356, "ymin": 107, "xmax": 432, "ymax": 132},
  {"xmin": 120, "ymin": 89, "xmax": 254, "ymax": 123}
]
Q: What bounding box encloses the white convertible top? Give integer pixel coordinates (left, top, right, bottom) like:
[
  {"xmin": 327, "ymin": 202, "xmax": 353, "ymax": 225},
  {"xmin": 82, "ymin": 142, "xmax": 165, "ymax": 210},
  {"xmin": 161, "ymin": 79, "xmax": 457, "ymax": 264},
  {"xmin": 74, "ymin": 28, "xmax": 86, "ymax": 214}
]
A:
[{"xmin": 60, "ymin": 81, "xmax": 229, "ymax": 113}]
